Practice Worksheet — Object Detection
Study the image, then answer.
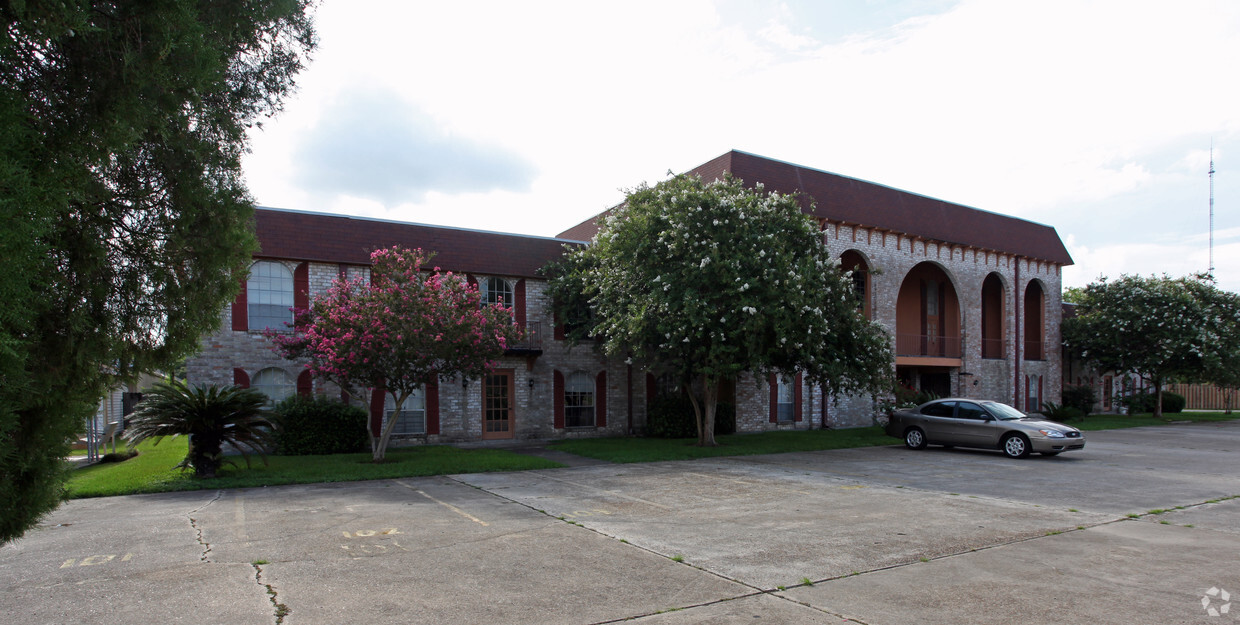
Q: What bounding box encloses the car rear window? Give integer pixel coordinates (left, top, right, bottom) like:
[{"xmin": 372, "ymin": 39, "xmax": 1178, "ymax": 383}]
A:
[{"xmin": 920, "ymin": 401, "xmax": 956, "ymax": 417}]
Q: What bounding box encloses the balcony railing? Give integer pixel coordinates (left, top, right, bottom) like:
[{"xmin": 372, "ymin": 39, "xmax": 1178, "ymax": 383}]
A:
[
  {"xmin": 981, "ymin": 338, "xmax": 1005, "ymax": 359},
  {"xmin": 505, "ymin": 321, "xmax": 542, "ymax": 354},
  {"xmin": 895, "ymin": 334, "xmax": 961, "ymax": 358}
]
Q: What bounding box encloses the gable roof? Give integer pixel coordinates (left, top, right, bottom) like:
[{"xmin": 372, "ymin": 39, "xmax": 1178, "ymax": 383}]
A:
[
  {"xmin": 254, "ymin": 207, "xmax": 577, "ymax": 279},
  {"xmin": 558, "ymin": 150, "xmax": 1074, "ymax": 266}
]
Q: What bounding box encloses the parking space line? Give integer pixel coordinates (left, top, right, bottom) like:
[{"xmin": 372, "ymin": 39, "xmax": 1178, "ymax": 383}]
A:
[{"xmin": 395, "ymin": 481, "xmax": 489, "ymax": 526}]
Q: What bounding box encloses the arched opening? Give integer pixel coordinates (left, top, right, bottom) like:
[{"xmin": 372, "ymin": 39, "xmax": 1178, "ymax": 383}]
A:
[
  {"xmin": 839, "ymin": 250, "xmax": 871, "ymax": 319},
  {"xmin": 895, "ymin": 263, "xmax": 961, "ymax": 358},
  {"xmin": 981, "ymin": 273, "xmax": 1005, "ymax": 359},
  {"xmin": 1023, "ymin": 280, "xmax": 1045, "ymax": 361},
  {"xmin": 895, "ymin": 262, "xmax": 961, "ymax": 398}
]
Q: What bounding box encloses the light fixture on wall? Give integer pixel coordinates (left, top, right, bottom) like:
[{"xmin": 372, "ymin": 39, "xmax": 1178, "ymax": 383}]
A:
[
  {"xmin": 527, "ymin": 378, "xmax": 535, "ymax": 390},
  {"xmin": 462, "ymin": 378, "xmax": 469, "ymax": 389}
]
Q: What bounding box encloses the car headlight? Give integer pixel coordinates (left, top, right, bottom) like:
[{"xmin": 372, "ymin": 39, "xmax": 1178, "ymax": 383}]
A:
[{"xmin": 1038, "ymin": 429, "xmax": 1066, "ymax": 438}]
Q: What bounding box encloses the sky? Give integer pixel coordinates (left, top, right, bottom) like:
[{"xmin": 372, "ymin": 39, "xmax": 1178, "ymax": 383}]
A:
[{"xmin": 242, "ymin": 0, "xmax": 1240, "ymax": 292}]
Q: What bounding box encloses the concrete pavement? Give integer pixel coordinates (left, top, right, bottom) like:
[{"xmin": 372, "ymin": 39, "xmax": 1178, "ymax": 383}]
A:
[{"xmin": 3, "ymin": 421, "xmax": 1238, "ymax": 624}]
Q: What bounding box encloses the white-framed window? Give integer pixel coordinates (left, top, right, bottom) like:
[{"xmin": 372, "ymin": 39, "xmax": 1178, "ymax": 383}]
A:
[
  {"xmin": 252, "ymin": 367, "xmax": 294, "ymax": 405},
  {"xmin": 564, "ymin": 372, "xmax": 595, "ymax": 428},
  {"xmin": 777, "ymin": 374, "xmax": 796, "ymax": 422},
  {"xmin": 480, "ymin": 277, "xmax": 514, "ymax": 312},
  {"xmin": 248, "ymin": 261, "xmax": 294, "ymax": 330},
  {"xmin": 385, "ymin": 389, "xmax": 426, "ymax": 435}
]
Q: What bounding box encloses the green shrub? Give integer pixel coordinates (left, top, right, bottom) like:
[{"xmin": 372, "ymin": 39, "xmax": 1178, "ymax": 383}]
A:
[
  {"xmin": 272, "ymin": 395, "xmax": 369, "ymax": 456},
  {"xmin": 1061, "ymin": 385, "xmax": 1095, "ymax": 416},
  {"xmin": 98, "ymin": 450, "xmax": 139, "ymax": 464},
  {"xmin": 1162, "ymin": 392, "xmax": 1186, "ymax": 413},
  {"xmin": 646, "ymin": 395, "xmax": 735, "ymax": 438},
  {"xmin": 1120, "ymin": 391, "xmax": 1186, "ymax": 414},
  {"xmin": 1039, "ymin": 402, "xmax": 1084, "ymax": 422}
]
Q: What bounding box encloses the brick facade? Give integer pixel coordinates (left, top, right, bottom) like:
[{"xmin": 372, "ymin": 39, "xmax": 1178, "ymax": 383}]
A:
[{"xmin": 187, "ymin": 151, "xmax": 1072, "ymax": 443}]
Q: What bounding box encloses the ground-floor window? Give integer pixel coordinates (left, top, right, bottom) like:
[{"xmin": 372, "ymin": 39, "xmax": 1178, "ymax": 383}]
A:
[
  {"xmin": 777, "ymin": 375, "xmax": 796, "ymax": 422},
  {"xmin": 385, "ymin": 389, "xmax": 426, "ymax": 435},
  {"xmin": 252, "ymin": 367, "xmax": 294, "ymax": 405},
  {"xmin": 564, "ymin": 372, "xmax": 595, "ymax": 428}
]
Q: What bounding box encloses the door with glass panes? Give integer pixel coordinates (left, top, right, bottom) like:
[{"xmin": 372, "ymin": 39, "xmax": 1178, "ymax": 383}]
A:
[{"xmin": 482, "ymin": 369, "xmax": 514, "ymax": 439}]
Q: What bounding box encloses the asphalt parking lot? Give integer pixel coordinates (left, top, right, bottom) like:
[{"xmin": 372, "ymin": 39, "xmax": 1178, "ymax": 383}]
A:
[{"xmin": 2, "ymin": 422, "xmax": 1238, "ymax": 624}]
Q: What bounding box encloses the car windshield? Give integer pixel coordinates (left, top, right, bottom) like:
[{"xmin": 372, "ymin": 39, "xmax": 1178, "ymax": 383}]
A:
[{"xmin": 981, "ymin": 402, "xmax": 1025, "ymax": 421}]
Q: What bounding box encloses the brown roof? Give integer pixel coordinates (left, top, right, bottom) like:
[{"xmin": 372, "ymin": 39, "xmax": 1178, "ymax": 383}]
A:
[
  {"xmin": 558, "ymin": 150, "xmax": 1074, "ymax": 265},
  {"xmin": 254, "ymin": 208, "xmax": 577, "ymax": 278}
]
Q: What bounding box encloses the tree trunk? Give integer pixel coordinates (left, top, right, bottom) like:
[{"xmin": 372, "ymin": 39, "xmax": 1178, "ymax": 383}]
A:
[
  {"xmin": 701, "ymin": 377, "xmax": 718, "ymax": 447},
  {"xmin": 684, "ymin": 381, "xmax": 704, "ymax": 443},
  {"xmin": 372, "ymin": 391, "xmax": 407, "ymax": 462},
  {"xmin": 1153, "ymin": 380, "xmax": 1163, "ymax": 420}
]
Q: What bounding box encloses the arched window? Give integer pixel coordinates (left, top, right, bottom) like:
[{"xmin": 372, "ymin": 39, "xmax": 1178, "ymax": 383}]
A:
[
  {"xmin": 252, "ymin": 367, "xmax": 293, "ymax": 405},
  {"xmin": 564, "ymin": 372, "xmax": 595, "ymax": 428},
  {"xmin": 981, "ymin": 273, "xmax": 1005, "ymax": 358},
  {"xmin": 480, "ymin": 277, "xmax": 514, "ymax": 310},
  {"xmin": 248, "ymin": 261, "xmax": 294, "ymax": 330},
  {"xmin": 385, "ymin": 388, "xmax": 426, "ymax": 435},
  {"xmin": 1024, "ymin": 281, "xmax": 1045, "ymax": 360},
  {"xmin": 839, "ymin": 250, "xmax": 871, "ymax": 319}
]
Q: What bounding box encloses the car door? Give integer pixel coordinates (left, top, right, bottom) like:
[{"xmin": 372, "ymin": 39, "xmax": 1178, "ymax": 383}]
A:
[
  {"xmin": 953, "ymin": 401, "xmax": 999, "ymax": 447},
  {"xmin": 917, "ymin": 401, "xmax": 957, "ymax": 443}
]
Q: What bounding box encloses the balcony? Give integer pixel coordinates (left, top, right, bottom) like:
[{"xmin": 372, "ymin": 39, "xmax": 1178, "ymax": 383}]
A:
[
  {"xmin": 504, "ymin": 321, "xmax": 542, "ymax": 356},
  {"xmin": 896, "ymin": 333, "xmax": 962, "ymax": 358}
]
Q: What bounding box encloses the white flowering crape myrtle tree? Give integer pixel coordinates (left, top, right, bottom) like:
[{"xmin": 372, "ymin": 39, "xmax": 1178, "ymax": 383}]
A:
[
  {"xmin": 547, "ymin": 174, "xmax": 894, "ymax": 446},
  {"xmin": 1064, "ymin": 273, "xmax": 1233, "ymax": 419}
]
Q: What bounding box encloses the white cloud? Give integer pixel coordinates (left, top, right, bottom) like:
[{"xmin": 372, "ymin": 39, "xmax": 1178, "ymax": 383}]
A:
[{"xmin": 242, "ymin": 0, "xmax": 1240, "ymax": 291}]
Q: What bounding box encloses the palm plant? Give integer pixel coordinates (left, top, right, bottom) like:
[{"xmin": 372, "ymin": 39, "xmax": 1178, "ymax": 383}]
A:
[{"xmin": 125, "ymin": 380, "xmax": 273, "ymax": 478}]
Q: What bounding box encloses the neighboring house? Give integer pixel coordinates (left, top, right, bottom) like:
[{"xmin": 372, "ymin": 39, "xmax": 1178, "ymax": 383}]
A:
[{"xmin": 186, "ymin": 150, "xmax": 1073, "ymax": 442}]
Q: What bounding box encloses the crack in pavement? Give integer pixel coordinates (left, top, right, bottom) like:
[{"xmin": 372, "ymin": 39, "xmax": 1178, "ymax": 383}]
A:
[
  {"xmin": 252, "ymin": 563, "xmax": 290, "ymax": 624},
  {"xmin": 188, "ymin": 490, "xmax": 223, "ymax": 562}
]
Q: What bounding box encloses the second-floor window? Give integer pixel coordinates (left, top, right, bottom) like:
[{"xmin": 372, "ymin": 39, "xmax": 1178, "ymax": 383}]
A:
[{"xmin": 248, "ymin": 261, "xmax": 294, "ymax": 330}]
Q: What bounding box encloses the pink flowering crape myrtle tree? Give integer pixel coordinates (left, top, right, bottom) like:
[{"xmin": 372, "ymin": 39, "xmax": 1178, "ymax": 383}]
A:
[{"xmin": 269, "ymin": 247, "xmax": 521, "ymax": 461}]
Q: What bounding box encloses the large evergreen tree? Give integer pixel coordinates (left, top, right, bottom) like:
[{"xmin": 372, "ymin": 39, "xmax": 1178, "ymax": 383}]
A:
[
  {"xmin": 0, "ymin": 1, "xmax": 316, "ymax": 542},
  {"xmin": 546, "ymin": 174, "xmax": 894, "ymax": 446}
]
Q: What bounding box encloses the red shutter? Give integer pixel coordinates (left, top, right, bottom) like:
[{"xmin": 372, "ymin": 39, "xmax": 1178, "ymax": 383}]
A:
[
  {"xmin": 233, "ymin": 368, "xmax": 250, "ymax": 388},
  {"xmin": 769, "ymin": 374, "xmax": 778, "ymax": 423},
  {"xmin": 595, "ymin": 371, "xmax": 607, "ymax": 428},
  {"xmin": 515, "ymin": 278, "xmax": 526, "ymax": 328},
  {"xmin": 294, "ymin": 262, "xmax": 309, "ymax": 326},
  {"xmin": 553, "ymin": 310, "xmax": 566, "ymax": 341},
  {"xmin": 794, "ymin": 372, "xmax": 803, "ymax": 422},
  {"xmin": 646, "ymin": 373, "xmax": 656, "ymax": 408},
  {"xmin": 231, "ymin": 277, "xmax": 248, "ymax": 331},
  {"xmin": 370, "ymin": 387, "xmax": 385, "ymax": 437},
  {"xmin": 426, "ymin": 376, "xmax": 440, "ymax": 435},
  {"xmin": 467, "ymin": 274, "xmax": 478, "ymax": 290},
  {"xmin": 296, "ymin": 370, "xmax": 312, "ymax": 396},
  {"xmin": 553, "ymin": 370, "xmax": 565, "ymax": 429}
]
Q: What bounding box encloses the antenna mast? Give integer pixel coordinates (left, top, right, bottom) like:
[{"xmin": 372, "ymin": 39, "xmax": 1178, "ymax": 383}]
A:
[{"xmin": 1209, "ymin": 142, "xmax": 1216, "ymax": 277}]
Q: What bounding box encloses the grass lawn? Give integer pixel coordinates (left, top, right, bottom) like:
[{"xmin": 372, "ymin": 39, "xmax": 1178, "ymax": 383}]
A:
[
  {"xmin": 66, "ymin": 438, "xmax": 561, "ymax": 499},
  {"xmin": 1073, "ymin": 411, "xmax": 1240, "ymax": 431},
  {"xmin": 67, "ymin": 411, "xmax": 1239, "ymax": 498},
  {"xmin": 550, "ymin": 426, "xmax": 895, "ymax": 463}
]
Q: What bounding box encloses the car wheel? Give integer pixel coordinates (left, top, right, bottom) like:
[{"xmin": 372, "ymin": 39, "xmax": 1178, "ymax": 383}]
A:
[
  {"xmin": 1001, "ymin": 433, "xmax": 1031, "ymax": 459},
  {"xmin": 1040, "ymin": 451, "xmax": 1060, "ymax": 457},
  {"xmin": 904, "ymin": 427, "xmax": 927, "ymax": 450}
]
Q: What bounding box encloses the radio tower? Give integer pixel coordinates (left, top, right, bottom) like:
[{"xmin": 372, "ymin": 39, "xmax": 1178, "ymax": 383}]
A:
[{"xmin": 1209, "ymin": 142, "xmax": 1216, "ymax": 277}]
